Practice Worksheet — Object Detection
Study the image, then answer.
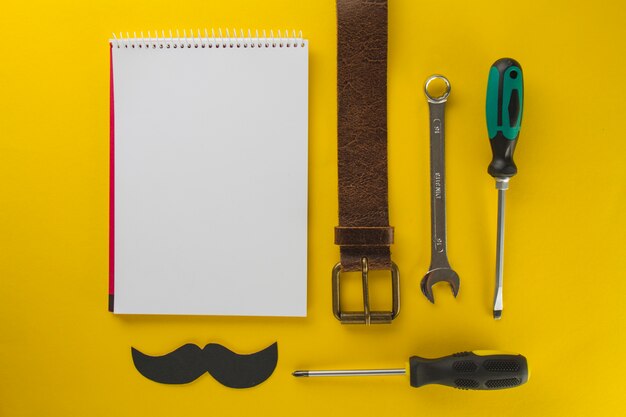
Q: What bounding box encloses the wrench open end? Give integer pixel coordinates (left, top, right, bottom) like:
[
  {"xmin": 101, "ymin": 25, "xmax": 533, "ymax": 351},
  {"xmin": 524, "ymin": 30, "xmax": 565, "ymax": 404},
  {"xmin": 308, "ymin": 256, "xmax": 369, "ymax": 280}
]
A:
[{"xmin": 420, "ymin": 268, "xmax": 460, "ymax": 304}]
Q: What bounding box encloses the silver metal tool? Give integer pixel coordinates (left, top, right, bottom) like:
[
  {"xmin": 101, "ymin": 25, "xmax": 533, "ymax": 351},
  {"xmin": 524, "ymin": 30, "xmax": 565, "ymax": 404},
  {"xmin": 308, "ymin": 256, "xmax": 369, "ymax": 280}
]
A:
[
  {"xmin": 293, "ymin": 369, "xmax": 406, "ymax": 377},
  {"xmin": 420, "ymin": 75, "xmax": 460, "ymax": 303},
  {"xmin": 493, "ymin": 178, "xmax": 508, "ymax": 319}
]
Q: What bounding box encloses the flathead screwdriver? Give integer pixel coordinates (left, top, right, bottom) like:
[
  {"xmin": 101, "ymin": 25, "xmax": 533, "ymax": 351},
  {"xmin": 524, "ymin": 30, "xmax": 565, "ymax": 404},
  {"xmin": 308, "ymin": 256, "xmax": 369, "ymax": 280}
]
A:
[
  {"xmin": 486, "ymin": 58, "xmax": 524, "ymax": 320},
  {"xmin": 294, "ymin": 351, "xmax": 529, "ymax": 390}
]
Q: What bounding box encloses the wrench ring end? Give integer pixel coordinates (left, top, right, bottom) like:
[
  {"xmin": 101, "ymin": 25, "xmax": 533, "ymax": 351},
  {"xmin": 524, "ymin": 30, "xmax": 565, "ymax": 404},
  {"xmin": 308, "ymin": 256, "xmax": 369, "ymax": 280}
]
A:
[{"xmin": 424, "ymin": 75, "xmax": 451, "ymax": 103}]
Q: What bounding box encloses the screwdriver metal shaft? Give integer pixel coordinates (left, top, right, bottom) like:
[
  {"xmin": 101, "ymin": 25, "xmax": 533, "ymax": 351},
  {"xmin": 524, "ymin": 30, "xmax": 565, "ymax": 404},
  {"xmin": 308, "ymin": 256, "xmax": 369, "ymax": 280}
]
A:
[
  {"xmin": 493, "ymin": 178, "xmax": 509, "ymax": 320},
  {"xmin": 293, "ymin": 368, "xmax": 406, "ymax": 377}
]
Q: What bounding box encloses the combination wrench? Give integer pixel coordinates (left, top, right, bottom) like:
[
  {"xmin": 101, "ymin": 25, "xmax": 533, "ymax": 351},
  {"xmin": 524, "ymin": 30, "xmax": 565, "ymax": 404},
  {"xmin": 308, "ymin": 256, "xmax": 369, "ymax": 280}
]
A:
[{"xmin": 420, "ymin": 75, "xmax": 460, "ymax": 303}]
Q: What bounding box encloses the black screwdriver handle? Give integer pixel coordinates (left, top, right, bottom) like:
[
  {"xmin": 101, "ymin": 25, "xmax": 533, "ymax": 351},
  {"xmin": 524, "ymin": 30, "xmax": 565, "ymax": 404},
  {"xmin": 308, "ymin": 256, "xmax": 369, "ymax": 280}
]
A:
[
  {"xmin": 409, "ymin": 351, "xmax": 529, "ymax": 390},
  {"xmin": 486, "ymin": 58, "xmax": 524, "ymax": 179}
]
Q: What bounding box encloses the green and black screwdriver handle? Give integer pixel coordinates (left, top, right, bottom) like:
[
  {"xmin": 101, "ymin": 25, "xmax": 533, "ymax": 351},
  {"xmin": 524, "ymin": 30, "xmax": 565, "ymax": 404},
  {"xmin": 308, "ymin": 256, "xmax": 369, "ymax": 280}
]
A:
[
  {"xmin": 294, "ymin": 351, "xmax": 529, "ymax": 391},
  {"xmin": 486, "ymin": 58, "xmax": 523, "ymax": 179}
]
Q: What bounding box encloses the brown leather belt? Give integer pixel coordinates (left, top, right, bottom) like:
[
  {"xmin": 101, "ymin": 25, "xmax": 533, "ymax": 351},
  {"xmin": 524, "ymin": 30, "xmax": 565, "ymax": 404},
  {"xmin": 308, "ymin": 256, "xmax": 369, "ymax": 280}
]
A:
[{"xmin": 332, "ymin": 0, "xmax": 399, "ymax": 325}]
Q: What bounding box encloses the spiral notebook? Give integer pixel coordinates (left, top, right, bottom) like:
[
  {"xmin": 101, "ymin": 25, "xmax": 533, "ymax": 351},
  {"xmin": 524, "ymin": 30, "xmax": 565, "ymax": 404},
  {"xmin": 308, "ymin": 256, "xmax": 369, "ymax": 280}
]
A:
[{"xmin": 109, "ymin": 31, "xmax": 308, "ymax": 316}]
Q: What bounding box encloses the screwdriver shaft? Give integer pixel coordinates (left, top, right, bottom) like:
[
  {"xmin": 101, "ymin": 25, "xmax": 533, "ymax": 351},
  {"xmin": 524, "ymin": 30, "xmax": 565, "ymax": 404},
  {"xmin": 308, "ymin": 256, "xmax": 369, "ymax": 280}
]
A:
[
  {"xmin": 493, "ymin": 179, "xmax": 509, "ymax": 319},
  {"xmin": 293, "ymin": 368, "xmax": 406, "ymax": 377}
]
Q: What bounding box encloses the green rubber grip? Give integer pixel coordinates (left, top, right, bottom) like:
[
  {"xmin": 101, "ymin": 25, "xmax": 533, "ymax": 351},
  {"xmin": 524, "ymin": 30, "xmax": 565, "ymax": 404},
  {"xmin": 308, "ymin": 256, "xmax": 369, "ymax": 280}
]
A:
[
  {"xmin": 409, "ymin": 352, "xmax": 529, "ymax": 390},
  {"xmin": 486, "ymin": 58, "xmax": 523, "ymax": 178}
]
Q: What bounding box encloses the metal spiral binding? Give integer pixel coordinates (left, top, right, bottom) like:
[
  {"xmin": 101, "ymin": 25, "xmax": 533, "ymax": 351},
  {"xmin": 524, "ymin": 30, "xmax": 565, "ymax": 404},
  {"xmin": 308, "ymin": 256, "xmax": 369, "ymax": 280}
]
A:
[{"xmin": 110, "ymin": 29, "xmax": 305, "ymax": 49}]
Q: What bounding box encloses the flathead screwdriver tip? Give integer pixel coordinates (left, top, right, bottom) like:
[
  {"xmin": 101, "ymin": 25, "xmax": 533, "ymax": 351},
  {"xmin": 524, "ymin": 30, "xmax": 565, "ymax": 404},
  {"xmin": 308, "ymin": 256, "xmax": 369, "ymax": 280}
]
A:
[
  {"xmin": 292, "ymin": 371, "xmax": 308, "ymax": 377},
  {"xmin": 493, "ymin": 310, "xmax": 502, "ymax": 320}
]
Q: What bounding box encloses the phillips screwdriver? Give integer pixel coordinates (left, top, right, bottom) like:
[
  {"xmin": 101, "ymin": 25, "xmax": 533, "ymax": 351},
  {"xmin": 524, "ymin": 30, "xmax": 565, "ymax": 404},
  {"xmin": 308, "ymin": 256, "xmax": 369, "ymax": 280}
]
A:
[
  {"xmin": 293, "ymin": 351, "xmax": 529, "ymax": 390},
  {"xmin": 486, "ymin": 58, "xmax": 524, "ymax": 320}
]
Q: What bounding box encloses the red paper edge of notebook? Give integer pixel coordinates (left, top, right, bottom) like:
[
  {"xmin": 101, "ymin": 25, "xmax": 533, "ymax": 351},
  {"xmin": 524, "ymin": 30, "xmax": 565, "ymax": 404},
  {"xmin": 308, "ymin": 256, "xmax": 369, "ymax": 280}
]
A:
[{"xmin": 109, "ymin": 43, "xmax": 115, "ymax": 312}]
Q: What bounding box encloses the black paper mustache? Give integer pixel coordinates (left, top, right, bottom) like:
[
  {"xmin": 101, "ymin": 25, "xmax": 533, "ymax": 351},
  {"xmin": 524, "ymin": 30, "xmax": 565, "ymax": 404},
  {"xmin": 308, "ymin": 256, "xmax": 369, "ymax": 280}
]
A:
[{"xmin": 131, "ymin": 342, "xmax": 278, "ymax": 388}]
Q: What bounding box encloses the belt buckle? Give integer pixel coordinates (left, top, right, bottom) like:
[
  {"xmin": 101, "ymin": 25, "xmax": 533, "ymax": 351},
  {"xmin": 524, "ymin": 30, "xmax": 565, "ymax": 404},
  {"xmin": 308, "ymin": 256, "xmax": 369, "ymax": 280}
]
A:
[{"xmin": 332, "ymin": 258, "xmax": 400, "ymax": 325}]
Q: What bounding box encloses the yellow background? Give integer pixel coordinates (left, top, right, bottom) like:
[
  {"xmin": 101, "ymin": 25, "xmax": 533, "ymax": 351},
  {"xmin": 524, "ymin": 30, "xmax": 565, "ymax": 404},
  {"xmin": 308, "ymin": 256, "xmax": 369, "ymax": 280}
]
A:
[{"xmin": 1, "ymin": 0, "xmax": 625, "ymax": 415}]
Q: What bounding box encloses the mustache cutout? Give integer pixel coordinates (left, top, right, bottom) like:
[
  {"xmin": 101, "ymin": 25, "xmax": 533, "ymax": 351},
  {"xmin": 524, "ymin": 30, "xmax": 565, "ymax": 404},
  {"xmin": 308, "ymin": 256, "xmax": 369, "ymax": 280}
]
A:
[{"xmin": 132, "ymin": 342, "xmax": 278, "ymax": 388}]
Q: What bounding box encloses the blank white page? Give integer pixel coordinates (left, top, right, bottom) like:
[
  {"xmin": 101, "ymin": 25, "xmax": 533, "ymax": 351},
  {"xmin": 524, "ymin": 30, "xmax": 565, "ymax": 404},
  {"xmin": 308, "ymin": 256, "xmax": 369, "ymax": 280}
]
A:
[{"xmin": 111, "ymin": 37, "xmax": 308, "ymax": 316}]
